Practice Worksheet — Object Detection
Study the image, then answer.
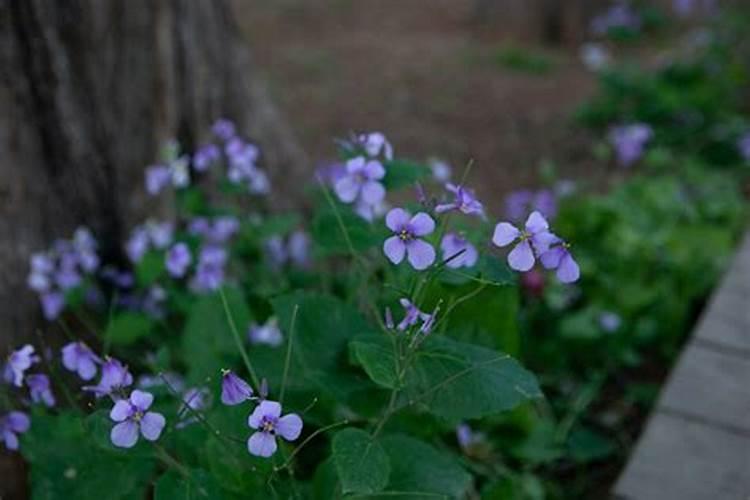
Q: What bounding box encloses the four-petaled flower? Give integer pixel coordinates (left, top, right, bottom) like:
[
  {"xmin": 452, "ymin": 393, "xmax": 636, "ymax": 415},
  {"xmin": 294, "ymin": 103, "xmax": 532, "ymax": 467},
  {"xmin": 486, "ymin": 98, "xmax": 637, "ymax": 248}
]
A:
[
  {"xmin": 61, "ymin": 341, "xmax": 101, "ymax": 380},
  {"xmin": 221, "ymin": 370, "xmax": 254, "ymax": 406},
  {"xmin": 110, "ymin": 390, "xmax": 166, "ymax": 448},
  {"xmin": 440, "ymin": 233, "xmax": 478, "ymax": 269},
  {"xmin": 1, "ymin": 412, "xmax": 30, "ymax": 451},
  {"xmin": 165, "ymin": 243, "xmax": 192, "ymax": 278},
  {"xmin": 334, "ymin": 156, "xmax": 386, "ymax": 206},
  {"xmin": 492, "ymin": 211, "xmax": 555, "ymax": 272},
  {"xmin": 3, "ymin": 345, "xmax": 39, "ymax": 387},
  {"xmin": 539, "ymin": 237, "xmax": 580, "ymax": 283},
  {"xmin": 247, "ymin": 400, "xmax": 302, "ymax": 457},
  {"xmin": 435, "ymin": 183, "xmax": 484, "ymax": 217},
  {"xmin": 383, "ymin": 208, "xmax": 436, "ymax": 270}
]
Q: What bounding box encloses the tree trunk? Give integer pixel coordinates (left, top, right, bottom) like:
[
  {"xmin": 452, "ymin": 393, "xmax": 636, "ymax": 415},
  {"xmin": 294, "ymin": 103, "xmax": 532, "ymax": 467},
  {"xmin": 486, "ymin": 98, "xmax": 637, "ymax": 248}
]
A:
[{"xmin": 0, "ymin": 1, "xmax": 306, "ymax": 496}]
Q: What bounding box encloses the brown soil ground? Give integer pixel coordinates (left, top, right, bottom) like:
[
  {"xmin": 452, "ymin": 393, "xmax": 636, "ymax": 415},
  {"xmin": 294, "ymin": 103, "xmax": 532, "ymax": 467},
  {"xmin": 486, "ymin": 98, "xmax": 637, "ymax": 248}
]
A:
[{"xmin": 232, "ymin": 0, "xmax": 608, "ymax": 212}]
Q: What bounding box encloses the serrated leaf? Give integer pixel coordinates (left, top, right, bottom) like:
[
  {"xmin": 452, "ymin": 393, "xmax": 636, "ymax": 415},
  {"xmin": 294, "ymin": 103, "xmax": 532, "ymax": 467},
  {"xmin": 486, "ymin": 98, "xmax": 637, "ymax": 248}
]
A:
[{"xmin": 332, "ymin": 428, "xmax": 390, "ymax": 494}]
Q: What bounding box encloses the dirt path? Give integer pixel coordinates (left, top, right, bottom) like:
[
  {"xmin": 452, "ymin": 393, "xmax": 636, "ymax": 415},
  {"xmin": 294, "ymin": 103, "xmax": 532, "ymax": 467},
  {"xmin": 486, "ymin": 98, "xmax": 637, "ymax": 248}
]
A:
[{"xmin": 232, "ymin": 0, "xmax": 606, "ymax": 211}]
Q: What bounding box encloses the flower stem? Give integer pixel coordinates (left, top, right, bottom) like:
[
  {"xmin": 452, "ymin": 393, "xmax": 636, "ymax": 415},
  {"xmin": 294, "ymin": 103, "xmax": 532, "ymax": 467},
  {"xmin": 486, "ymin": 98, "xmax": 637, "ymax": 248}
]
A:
[
  {"xmin": 279, "ymin": 304, "xmax": 299, "ymax": 405},
  {"xmin": 218, "ymin": 287, "xmax": 260, "ymax": 390}
]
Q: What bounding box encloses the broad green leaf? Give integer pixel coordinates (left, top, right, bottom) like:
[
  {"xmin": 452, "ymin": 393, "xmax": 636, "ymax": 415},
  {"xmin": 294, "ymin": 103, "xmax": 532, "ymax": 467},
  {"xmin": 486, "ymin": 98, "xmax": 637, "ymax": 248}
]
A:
[
  {"xmin": 332, "ymin": 428, "xmax": 390, "ymax": 494},
  {"xmin": 567, "ymin": 426, "xmax": 616, "ymax": 463},
  {"xmin": 104, "ymin": 312, "xmax": 154, "ymax": 346},
  {"xmin": 350, "ymin": 335, "xmax": 398, "ymax": 389},
  {"xmin": 21, "ymin": 412, "xmax": 155, "ymax": 500},
  {"xmin": 154, "ymin": 469, "xmax": 224, "ymax": 499},
  {"xmin": 379, "ymin": 434, "xmax": 471, "ymax": 499},
  {"xmin": 181, "ymin": 287, "xmax": 251, "ymax": 382},
  {"xmin": 404, "ymin": 336, "xmax": 542, "ymax": 420}
]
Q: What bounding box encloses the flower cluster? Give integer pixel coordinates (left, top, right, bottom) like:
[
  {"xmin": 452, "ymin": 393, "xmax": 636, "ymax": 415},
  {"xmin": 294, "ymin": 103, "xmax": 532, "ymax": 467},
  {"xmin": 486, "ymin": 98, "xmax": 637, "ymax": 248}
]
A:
[
  {"xmin": 145, "ymin": 140, "xmax": 190, "ymax": 195},
  {"xmin": 126, "ymin": 220, "xmax": 174, "ymax": 263},
  {"xmin": 493, "ymin": 211, "xmax": 579, "ymax": 283},
  {"xmin": 591, "ymin": 1, "xmax": 641, "ymax": 36},
  {"xmin": 264, "ymin": 230, "xmax": 311, "ymax": 270},
  {"xmin": 609, "ymin": 123, "xmax": 653, "ymax": 167},
  {"xmin": 220, "ymin": 370, "xmax": 303, "ymax": 457},
  {"xmin": 27, "ymin": 227, "xmax": 99, "ymax": 320}
]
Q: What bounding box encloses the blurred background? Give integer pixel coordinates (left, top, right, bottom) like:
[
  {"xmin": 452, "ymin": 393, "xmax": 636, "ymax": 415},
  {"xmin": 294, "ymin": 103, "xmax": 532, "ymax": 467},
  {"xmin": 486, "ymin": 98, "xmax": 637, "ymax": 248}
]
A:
[{"xmin": 2, "ymin": 0, "xmax": 748, "ymax": 498}]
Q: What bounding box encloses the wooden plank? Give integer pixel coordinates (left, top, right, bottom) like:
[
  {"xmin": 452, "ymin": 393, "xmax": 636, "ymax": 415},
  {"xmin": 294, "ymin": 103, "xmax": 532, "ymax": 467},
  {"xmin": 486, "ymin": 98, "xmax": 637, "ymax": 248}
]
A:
[
  {"xmin": 656, "ymin": 342, "xmax": 750, "ymax": 433},
  {"xmin": 614, "ymin": 412, "xmax": 750, "ymax": 500}
]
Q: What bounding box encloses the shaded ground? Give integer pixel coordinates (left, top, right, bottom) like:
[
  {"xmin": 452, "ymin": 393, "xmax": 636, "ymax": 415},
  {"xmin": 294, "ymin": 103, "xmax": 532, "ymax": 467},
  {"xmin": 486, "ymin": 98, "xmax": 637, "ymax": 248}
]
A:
[{"xmin": 232, "ymin": 0, "xmax": 605, "ymax": 211}]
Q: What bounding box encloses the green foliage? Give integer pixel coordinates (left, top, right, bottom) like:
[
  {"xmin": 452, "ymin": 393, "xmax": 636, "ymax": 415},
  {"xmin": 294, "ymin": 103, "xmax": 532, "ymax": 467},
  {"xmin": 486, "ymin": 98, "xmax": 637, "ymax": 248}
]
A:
[
  {"xmin": 105, "ymin": 312, "xmax": 154, "ymax": 346},
  {"xmin": 332, "ymin": 428, "xmax": 391, "ymax": 494}
]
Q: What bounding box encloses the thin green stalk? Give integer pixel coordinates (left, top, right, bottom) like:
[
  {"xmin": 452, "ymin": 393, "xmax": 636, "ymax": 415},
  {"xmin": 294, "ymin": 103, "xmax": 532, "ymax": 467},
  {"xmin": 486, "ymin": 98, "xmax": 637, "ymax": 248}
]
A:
[
  {"xmin": 218, "ymin": 287, "xmax": 260, "ymax": 390},
  {"xmin": 279, "ymin": 304, "xmax": 299, "ymax": 405},
  {"xmin": 274, "ymin": 419, "xmax": 350, "ymax": 472}
]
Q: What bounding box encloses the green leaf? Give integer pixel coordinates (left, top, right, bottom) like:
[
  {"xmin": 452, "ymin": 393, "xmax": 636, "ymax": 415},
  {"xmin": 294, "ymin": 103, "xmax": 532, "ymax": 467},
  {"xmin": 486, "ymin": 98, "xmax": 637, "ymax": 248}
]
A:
[
  {"xmin": 105, "ymin": 312, "xmax": 154, "ymax": 346},
  {"xmin": 181, "ymin": 287, "xmax": 251, "ymax": 382},
  {"xmin": 135, "ymin": 250, "xmax": 165, "ymax": 287},
  {"xmin": 380, "ymin": 435, "xmax": 471, "ymax": 499},
  {"xmin": 332, "ymin": 428, "xmax": 390, "ymax": 494},
  {"xmin": 21, "ymin": 412, "xmax": 155, "ymax": 500},
  {"xmin": 271, "ymin": 292, "xmax": 376, "ymax": 399},
  {"xmin": 567, "ymin": 427, "xmax": 616, "ymax": 463},
  {"xmin": 154, "ymin": 469, "xmax": 224, "ymax": 499},
  {"xmin": 405, "ymin": 336, "xmax": 542, "ymax": 420},
  {"xmin": 382, "ymin": 159, "xmax": 430, "ymax": 190},
  {"xmin": 350, "ymin": 336, "xmax": 398, "ymax": 389},
  {"xmin": 311, "ymin": 206, "xmax": 384, "ymax": 256}
]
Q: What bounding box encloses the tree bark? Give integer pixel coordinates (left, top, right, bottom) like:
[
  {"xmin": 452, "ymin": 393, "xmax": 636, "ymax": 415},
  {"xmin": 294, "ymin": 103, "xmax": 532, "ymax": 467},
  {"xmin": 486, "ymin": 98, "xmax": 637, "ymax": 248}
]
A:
[{"xmin": 0, "ymin": 1, "xmax": 306, "ymax": 496}]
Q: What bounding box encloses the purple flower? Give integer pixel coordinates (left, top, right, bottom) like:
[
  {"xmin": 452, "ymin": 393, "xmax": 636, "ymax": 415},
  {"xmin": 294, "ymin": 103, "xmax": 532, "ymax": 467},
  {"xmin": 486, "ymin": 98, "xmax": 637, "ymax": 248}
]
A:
[
  {"xmin": 435, "ymin": 183, "xmax": 484, "ymax": 217},
  {"xmin": 429, "ymin": 158, "xmax": 452, "ymax": 182},
  {"xmin": 354, "ymin": 198, "xmax": 388, "ymax": 222},
  {"xmin": 247, "ymin": 400, "xmax": 302, "ymax": 458},
  {"xmin": 358, "ymin": 132, "xmax": 393, "ymax": 161},
  {"xmin": 609, "ymin": 124, "xmax": 652, "ymax": 167},
  {"xmin": 384, "ymin": 307, "xmax": 395, "ymax": 329},
  {"xmin": 212, "ymin": 118, "xmax": 236, "ymax": 141},
  {"xmin": 145, "ymin": 165, "xmax": 171, "ymax": 195},
  {"xmin": 126, "ymin": 228, "xmax": 150, "ymax": 263},
  {"xmin": 440, "ymin": 233, "xmax": 479, "ymax": 269},
  {"xmin": 188, "ymin": 217, "xmax": 211, "ymax": 236},
  {"xmin": 456, "ymin": 423, "xmax": 484, "ymax": 452},
  {"xmin": 264, "ymin": 236, "xmax": 288, "ymax": 269},
  {"xmin": 599, "ymin": 311, "xmax": 622, "ymax": 332},
  {"xmin": 1, "ymin": 412, "xmax": 30, "ymax": 451},
  {"xmin": 177, "ymin": 387, "xmax": 211, "ymax": 428},
  {"xmin": 26, "ymin": 374, "xmax": 55, "ymax": 407},
  {"xmin": 492, "ymin": 211, "xmax": 555, "ymax": 272},
  {"xmin": 83, "ymin": 358, "xmax": 133, "ymax": 398},
  {"xmin": 61, "ymin": 342, "xmax": 101, "ymax": 381},
  {"xmin": 539, "ymin": 238, "xmax": 580, "ymax": 284},
  {"xmin": 148, "ymin": 221, "xmax": 174, "ymax": 249},
  {"xmin": 397, "ymin": 298, "xmax": 431, "ymax": 331},
  {"xmin": 209, "ymin": 216, "xmax": 240, "ymax": 243},
  {"xmin": 504, "ymin": 190, "xmax": 533, "ymax": 222},
  {"xmin": 288, "ymin": 230, "xmax": 310, "ymax": 268},
  {"xmin": 221, "ymin": 370, "xmax": 253, "ymax": 406},
  {"xmin": 191, "ymin": 246, "xmax": 227, "ymax": 292},
  {"xmin": 193, "ymin": 144, "xmax": 221, "ymax": 172},
  {"xmin": 334, "ymin": 156, "xmax": 386, "ymax": 206},
  {"xmin": 165, "ymin": 243, "xmax": 192, "ymax": 278},
  {"xmin": 4, "ymin": 345, "xmax": 39, "ymax": 387},
  {"xmin": 737, "ymin": 132, "xmax": 750, "ymax": 162},
  {"xmin": 110, "ymin": 390, "xmax": 166, "ymax": 448},
  {"xmin": 591, "ymin": 2, "xmax": 641, "ymax": 35},
  {"xmin": 383, "ymin": 208, "xmax": 436, "ymax": 270},
  {"xmin": 248, "ymin": 318, "xmax": 283, "ymax": 347},
  {"xmin": 40, "ymin": 292, "xmax": 65, "ymax": 321}
]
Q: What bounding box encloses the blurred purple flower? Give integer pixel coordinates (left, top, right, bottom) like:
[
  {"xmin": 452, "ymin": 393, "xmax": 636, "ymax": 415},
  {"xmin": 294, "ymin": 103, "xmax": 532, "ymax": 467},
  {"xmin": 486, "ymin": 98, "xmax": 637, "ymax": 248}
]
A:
[
  {"xmin": 165, "ymin": 243, "xmax": 192, "ymax": 278},
  {"xmin": 591, "ymin": 2, "xmax": 641, "ymax": 35},
  {"xmin": 193, "ymin": 144, "xmax": 221, "ymax": 172},
  {"xmin": 599, "ymin": 311, "xmax": 622, "ymax": 332},
  {"xmin": 110, "ymin": 390, "xmax": 165, "ymax": 448},
  {"xmin": 26, "ymin": 374, "xmax": 55, "ymax": 407},
  {"xmin": 357, "ymin": 131, "xmax": 393, "ymax": 161},
  {"xmin": 247, "ymin": 400, "xmax": 302, "ymax": 458},
  {"xmin": 288, "ymin": 230, "xmax": 310, "ymax": 268},
  {"xmin": 609, "ymin": 123, "xmax": 652, "ymax": 167},
  {"xmin": 737, "ymin": 132, "xmax": 750, "ymax": 162},
  {"xmin": 62, "ymin": 341, "xmax": 101, "ymax": 381},
  {"xmin": 83, "ymin": 358, "xmax": 133, "ymax": 398},
  {"xmin": 1, "ymin": 412, "xmax": 30, "ymax": 451},
  {"xmin": 334, "ymin": 156, "xmax": 386, "ymax": 206},
  {"xmin": 40, "ymin": 291, "xmax": 65, "ymax": 321},
  {"xmin": 145, "ymin": 165, "xmax": 171, "ymax": 195},
  {"xmin": 383, "ymin": 208, "xmax": 436, "ymax": 270},
  {"xmin": 212, "ymin": 118, "xmax": 236, "ymax": 141},
  {"xmin": 248, "ymin": 318, "xmax": 283, "ymax": 347},
  {"xmin": 397, "ymin": 298, "xmax": 431, "ymax": 331},
  {"xmin": 539, "ymin": 237, "xmax": 580, "ymax": 284},
  {"xmin": 440, "ymin": 233, "xmax": 478, "ymax": 269},
  {"xmin": 435, "ymin": 183, "xmax": 484, "ymax": 217},
  {"xmin": 4, "ymin": 345, "xmax": 39, "ymax": 387},
  {"xmin": 429, "ymin": 158, "xmax": 452, "ymax": 182},
  {"xmin": 191, "ymin": 246, "xmax": 227, "ymax": 292}
]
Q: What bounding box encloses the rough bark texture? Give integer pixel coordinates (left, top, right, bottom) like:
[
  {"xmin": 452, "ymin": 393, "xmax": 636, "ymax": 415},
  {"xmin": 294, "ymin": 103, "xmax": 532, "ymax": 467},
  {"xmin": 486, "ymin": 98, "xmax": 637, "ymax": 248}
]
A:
[{"xmin": 0, "ymin": 1, "xmax": 306, "ymax": 497}]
